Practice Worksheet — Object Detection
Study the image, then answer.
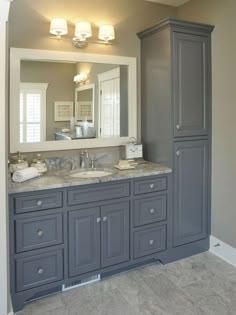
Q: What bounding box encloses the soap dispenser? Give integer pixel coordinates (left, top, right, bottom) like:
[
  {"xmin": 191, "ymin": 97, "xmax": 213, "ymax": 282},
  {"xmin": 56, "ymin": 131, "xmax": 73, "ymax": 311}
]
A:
[
  {"xmin": 9, "ymin": 151, "xmax": 28, "ymax": 174},
  {"xmin": 31, "ymin": 154, "xmax": 47, "ymax": 175}
]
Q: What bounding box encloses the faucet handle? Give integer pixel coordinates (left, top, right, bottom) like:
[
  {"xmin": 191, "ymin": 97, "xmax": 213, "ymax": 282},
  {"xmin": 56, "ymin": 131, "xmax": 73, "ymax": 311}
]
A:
[{"xmin": 90, "ymin": 157, "xmax": 95, "ymax": 168}]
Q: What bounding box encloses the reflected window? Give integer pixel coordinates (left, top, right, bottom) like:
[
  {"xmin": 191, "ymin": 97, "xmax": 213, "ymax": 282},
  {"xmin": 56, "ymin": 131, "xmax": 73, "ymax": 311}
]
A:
[{"xmin": 19, "ymin": 83, "xmax": 48, "ymax": 143}]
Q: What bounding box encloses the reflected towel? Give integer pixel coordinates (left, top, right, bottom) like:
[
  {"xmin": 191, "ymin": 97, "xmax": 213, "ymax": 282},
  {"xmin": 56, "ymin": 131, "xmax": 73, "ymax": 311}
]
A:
[{"xmin": 12, "ymin": 167, "xmax": 40, "ymax": 183}]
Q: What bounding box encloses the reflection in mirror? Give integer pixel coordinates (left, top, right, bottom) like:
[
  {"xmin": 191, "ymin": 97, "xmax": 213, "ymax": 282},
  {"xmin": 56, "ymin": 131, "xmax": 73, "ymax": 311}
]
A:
[{"xmin": 20, "ymin": 60, "xmax": 128, "ymax": 143}]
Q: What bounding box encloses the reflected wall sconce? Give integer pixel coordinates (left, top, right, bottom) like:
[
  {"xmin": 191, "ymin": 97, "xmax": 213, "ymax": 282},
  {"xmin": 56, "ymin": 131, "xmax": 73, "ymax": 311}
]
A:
[
  {"xmin": 49, "ymin": 18, "xmax": 115, "ymax": 48},
  {"xmin": 73, "ymin": 73, "xmax": 88, "ymax": 83}
]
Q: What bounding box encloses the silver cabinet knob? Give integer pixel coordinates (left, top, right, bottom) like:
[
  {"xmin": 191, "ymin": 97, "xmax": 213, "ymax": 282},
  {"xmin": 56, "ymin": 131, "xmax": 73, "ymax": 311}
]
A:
[
  {"xmin": 37, "ymin": 268, "xmax": 44, "ymax": 275},
  {"xmin": 37, "ymin": 229, "xmax": 44, "ymax": 237},
  {"xmin": 96, "ymin": 217, "xmax": 101, "ymax": 223},
  {"xmin": 149, "ymin": 208, "xmax": 155, "ymax": 214},
  {"xmin": 149, "ymin": 184, "xmax": 155, "ymax": 189},
  {"xmin": 176, "ymin": 124, "xmax": 181, "ymax": 130},
  {"xmin": 149, "ymin": 240, "xmax": 154, "ymax": 245},
  {"xmin": 103, "ymin": 216, "xmax": 108, "ymax": 222},
  {"xmin": 37, "ymin": 200, "xmax": 43, "ymax": 206},
  {"xmin": 176, "ymin": 150, "xmax": 181, "ymax": 156}
]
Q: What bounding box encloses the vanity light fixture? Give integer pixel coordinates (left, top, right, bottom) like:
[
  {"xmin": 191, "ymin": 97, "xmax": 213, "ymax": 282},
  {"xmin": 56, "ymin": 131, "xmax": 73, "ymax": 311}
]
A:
[
  {"xmin": 50, "ymin": 18, "xmax": 68, "ymax": 38},
  {"xmin": 73, "ymin": 73, "xmax": 88, "ymax": 83},
  {"xmin": 98, "ymin": 25, "xmax": 115, "ymax": 43},
  {"xmin": 49, "ymin": 18, "xmax": 115, "ymax": 48}
]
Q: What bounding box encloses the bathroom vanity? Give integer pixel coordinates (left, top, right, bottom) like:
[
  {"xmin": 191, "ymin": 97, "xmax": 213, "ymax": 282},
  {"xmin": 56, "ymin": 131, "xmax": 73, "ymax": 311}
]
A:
[
  {"xmin": 9, "ymin": 162, "xmax": 175, "ymax": 312},
  {"xmin": 8, "ymin": 17, "xmax": 214, "ymax": 313}
]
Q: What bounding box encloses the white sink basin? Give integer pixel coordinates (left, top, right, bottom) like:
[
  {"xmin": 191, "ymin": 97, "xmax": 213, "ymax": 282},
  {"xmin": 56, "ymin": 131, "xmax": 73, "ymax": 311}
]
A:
[{"xmin": 69, "ymin": 169, "xmax": 113, "ymax": 179}]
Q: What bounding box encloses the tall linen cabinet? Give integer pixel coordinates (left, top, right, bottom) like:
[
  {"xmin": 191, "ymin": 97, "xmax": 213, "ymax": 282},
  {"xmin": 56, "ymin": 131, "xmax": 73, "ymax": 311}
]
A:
[{"xmin": 138, "ymin": 19, "xmax": 214, "ymax": 260}]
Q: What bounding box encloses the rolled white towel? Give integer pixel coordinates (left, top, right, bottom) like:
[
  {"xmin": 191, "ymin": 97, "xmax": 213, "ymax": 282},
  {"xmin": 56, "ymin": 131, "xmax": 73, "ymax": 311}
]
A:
[{"xmin": 12, "ymin": 167, "xmax": 40, "ymax": 183}]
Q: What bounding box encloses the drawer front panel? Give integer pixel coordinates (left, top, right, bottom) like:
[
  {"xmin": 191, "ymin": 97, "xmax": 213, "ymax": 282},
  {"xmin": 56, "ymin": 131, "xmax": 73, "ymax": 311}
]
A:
[
  {"xmin": 14, "ymin": 191, "xmax": 63, "ymax": 214},
  {"xmin": 68, "ymin": 183, "xmax": 130, "ymax": 205},
  {"xmin": 134, "ymin": 195, "xmax": 167, "ymax": 227},
  {"xmin": 15, "ymin": 214, "xmax": 63, "ymax": 253},
  {"xmin": 16, "ymin": 250, "xmax": 63, "ymax": 292},
  {"xmin": 134, "ymin": 177, "xmax": 167, "ymax": 195},
  {"xmin": 134, "ymin": 225, "xmax": 166, "ymax": 259}
]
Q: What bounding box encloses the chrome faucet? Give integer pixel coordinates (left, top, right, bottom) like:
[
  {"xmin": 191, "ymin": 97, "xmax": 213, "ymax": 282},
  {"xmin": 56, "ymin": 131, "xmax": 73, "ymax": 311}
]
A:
[{"xmin": 90, "ymin": 154, "xmax": 108, "ymax": 168}]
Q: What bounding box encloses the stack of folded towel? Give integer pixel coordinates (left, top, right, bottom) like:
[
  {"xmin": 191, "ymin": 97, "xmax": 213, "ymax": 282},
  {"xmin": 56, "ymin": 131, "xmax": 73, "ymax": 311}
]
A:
[
  {"xmin": 114, "ymin": 159, "xmax": 137, "ymax": 170},
  {"xmin": 12, "ymin": 167, "xmax": 40, "ymax": 183}
]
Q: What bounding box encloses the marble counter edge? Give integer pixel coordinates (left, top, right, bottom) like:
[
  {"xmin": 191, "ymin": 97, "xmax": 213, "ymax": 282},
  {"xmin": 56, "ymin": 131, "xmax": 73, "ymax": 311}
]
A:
[{"xmin": 8, "ymin": 163, "xmax": 172, "ymax": 194}]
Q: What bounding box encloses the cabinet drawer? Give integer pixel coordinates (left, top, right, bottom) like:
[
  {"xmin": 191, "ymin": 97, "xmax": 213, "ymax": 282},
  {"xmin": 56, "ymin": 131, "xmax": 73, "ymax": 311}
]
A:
[
  {"xmin": 14, "ymin": 191, "xmax": 63, "ymax": 214},
  {"xmin": 15, "ymin": 214, "xmax": 63, "ymax": 253},
  {"xmin": 134, "ymin": 177, "xmax": 167, "ymax": 195},
  {"xmin": 134, "ymin": 195, "xmax": 167, "ymax": 227},
  {"xmin": 68, "ymin": 182, "xmax": 130, "ymax": 206},
  {"xmin": 134, "ymin": 225, "xmax": 166, "ymax": 259},
  {"xmin": 16, "ymin": 250, "xmax": 63, "ymax": 292}
]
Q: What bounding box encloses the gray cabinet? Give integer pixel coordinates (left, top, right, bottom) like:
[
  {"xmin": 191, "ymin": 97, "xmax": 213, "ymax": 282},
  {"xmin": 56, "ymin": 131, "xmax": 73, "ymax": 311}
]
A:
[
  {"xmin": 69, "ymin": 207, "xmax": 101, "ymax": 277},
  {"xmin": 9, "ymin": 174, "xmax": 171, "ymax": 312},
  {"xmin": 16, "ymin": 213, "xmax": 63, "ymax": 253},
  {"xmin": 138, "ymin": 18, "xmax": 213, "ymax": 250},
  {"xmin": 69, "ymin": 202, "xmax": 130, "ymax": 277},
  {"xmin": 134, "ymin": 195, "xmax": 167, "ymax": 227},
  {"xmin": 173, "ymin": 32, "xmax": 209, "ymax": 137},
  {"xmin": 173, "ymin": 140, "xmax": 208, "ymax": 246},
  {"xmin": 101, "ymin": 202, "xmax": 129, "ymax": 267},
  {"xmin": 138, "ymin": 18, "xmax": 214, "ymax": 167},
  {"xmin": 134, "ymin": 225, "xmax": 166, "ymax": 259},
  {"xmin": 16, "ymin": 249, "xmax": 63, "ymax": 292}
]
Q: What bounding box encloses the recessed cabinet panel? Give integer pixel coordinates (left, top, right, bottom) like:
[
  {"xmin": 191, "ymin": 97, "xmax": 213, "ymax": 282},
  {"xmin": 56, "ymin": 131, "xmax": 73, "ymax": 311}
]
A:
[
  {"xmin": 15, "ymin": 213, "xmax": 63, "ymax": 253},
  {"xmin": 173, "ymin": 32, "xmax": 209, "ymax": 137},
  {"xmin": 101, "ymin": 202, "xmax": 130, "ymax": 267},
  {"xmin": 68, "ymin": 183, "xmax": 130, "ymax": 205},
  {"xmin": 174, "ymin": 140, "xmax": 208, "ymax": 247},
  {"xmin": 134, "ymin": 225, "xmax": 166, "ymax": 258},
  {"xmin": 69, "ymin": 207, "xmax": 100, "ymax": 277},
  {"xmin": 14, "ymin": 191, "xmax": 63, "ymax": 214},
  {"xmin": 16, "ymin": 250, "xmax": 63, "ymax": 292},
  {"xmin": 134, "ymin": 195, "xmax": 167, "ymax": 227},
  {"xmin": 134, "ymin": 177, "xmax": 167, "ymax": 195}
]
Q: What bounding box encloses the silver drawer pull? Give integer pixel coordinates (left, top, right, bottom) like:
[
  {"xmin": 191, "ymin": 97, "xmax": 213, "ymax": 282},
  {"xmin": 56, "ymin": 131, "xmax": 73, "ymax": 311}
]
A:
[
  {"xmin": 37, "ymin": 229, "xmax": 44, "ymax": 237},
  {"xmin": 149, "ymin": 208, "xmax": 155, "ymax": 214},
  {"xmin": 37, "ymin": 268, "xmax": 44, "ymax": 275},
  {"xmin": 176, "ymin": 150, "xmax": 181, "ymax": 156},
  {"xmin": 176, "ymin": 124, "xmax": 181, "ymax": 130},
  {"xmin": 97, "ymin": 217, "xmax": 101, "ymax": 223},
  {"xmin": 37, "ymin": 200, "xmax": 43, "ymax": 206},
  {"xmin": 149, "ymin": 184, "xmax": 155, "ymax": 189},
  {"xmin": 149, "ymin": 240, "xmax": 154, "ymax": 245},
  {"xmin": 103, "ymin": 216, "xmax": 108, "ymax": 222}
]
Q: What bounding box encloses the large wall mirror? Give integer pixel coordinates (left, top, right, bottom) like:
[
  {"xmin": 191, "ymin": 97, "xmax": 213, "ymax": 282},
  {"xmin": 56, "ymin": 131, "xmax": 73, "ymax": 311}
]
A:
[{"xmin": 10, "ymin": 48, "xmax": 137, "ymax": 152}]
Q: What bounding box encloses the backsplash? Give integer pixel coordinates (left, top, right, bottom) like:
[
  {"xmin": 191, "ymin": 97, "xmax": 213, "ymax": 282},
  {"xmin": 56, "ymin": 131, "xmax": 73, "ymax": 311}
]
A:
[{"xmin": 9, "ymin": 146, "xmax": 125, "ymax": 171}]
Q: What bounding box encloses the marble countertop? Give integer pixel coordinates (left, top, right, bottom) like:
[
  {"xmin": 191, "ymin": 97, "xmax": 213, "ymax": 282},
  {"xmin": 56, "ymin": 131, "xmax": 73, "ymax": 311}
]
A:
[{"xmin": 8, "ymin": 161, "xmax": 172, "ymax": 194}]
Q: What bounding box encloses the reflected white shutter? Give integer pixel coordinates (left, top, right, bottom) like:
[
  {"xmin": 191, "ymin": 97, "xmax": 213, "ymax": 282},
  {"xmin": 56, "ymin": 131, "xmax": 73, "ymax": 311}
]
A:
[{"xmin": 20, "ymin": 83, "xmax": 48, "ymax": 143}]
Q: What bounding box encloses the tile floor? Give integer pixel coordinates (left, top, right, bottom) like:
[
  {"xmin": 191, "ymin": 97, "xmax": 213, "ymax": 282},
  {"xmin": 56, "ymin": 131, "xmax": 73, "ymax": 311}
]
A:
[{"xmin": 17, "ymin": 252, "xmax": 236, "ymax": 315}]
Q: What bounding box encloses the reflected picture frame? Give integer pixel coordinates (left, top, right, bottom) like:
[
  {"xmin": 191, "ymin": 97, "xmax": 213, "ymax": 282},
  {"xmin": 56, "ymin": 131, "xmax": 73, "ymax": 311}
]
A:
[{"xmin": 54, "ymin": 101, "xmax": 74, "ymax": 121}]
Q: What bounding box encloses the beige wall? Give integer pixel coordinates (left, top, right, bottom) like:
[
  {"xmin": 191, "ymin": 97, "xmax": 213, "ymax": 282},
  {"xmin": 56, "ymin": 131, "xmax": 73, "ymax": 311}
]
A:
[
  {"xmin": 178, "ymin": 0, "xmax": 236, "ymax": 249},
  {"xmin": 8, "ymin": 0, "xmax": 176, "ymax": 142}
]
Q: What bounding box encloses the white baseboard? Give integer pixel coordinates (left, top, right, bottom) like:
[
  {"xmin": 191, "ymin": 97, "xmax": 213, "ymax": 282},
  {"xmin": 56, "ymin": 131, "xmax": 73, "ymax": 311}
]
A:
[
  {"xmin": 210, "ymin": 235, "xmax": 236, "ymax": 267},
  {"xmin": 8, "ymin": 297, "xmax": 14, "ymax": 315}
]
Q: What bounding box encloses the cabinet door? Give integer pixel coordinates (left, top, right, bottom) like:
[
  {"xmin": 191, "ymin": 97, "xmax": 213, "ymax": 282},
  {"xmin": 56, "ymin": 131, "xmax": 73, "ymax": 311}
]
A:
[
  {"xmin": 101, "ymin": 202, "xmax": 129, "ymax": 268},
  {"xmin": 173, "ymin": 140, "xmax": 208, "ymax": 247},
  {"xmin": 69, "ymin": 207, "xmax": 100, "ymax": 277},
  {"xmin": 173, "ymin": 32, "xmax": 209, "ymax": 137}
]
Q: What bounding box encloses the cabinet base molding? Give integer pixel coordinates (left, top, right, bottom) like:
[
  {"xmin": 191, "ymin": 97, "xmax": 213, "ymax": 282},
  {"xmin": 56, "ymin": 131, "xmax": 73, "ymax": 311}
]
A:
[
  {"xmin": 210, "ymin": 236, "xmax": 236, "ymax": 267},
  {"xmin": 161, "ymin": 238, "xmax": 210, "ymax": 264}
]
